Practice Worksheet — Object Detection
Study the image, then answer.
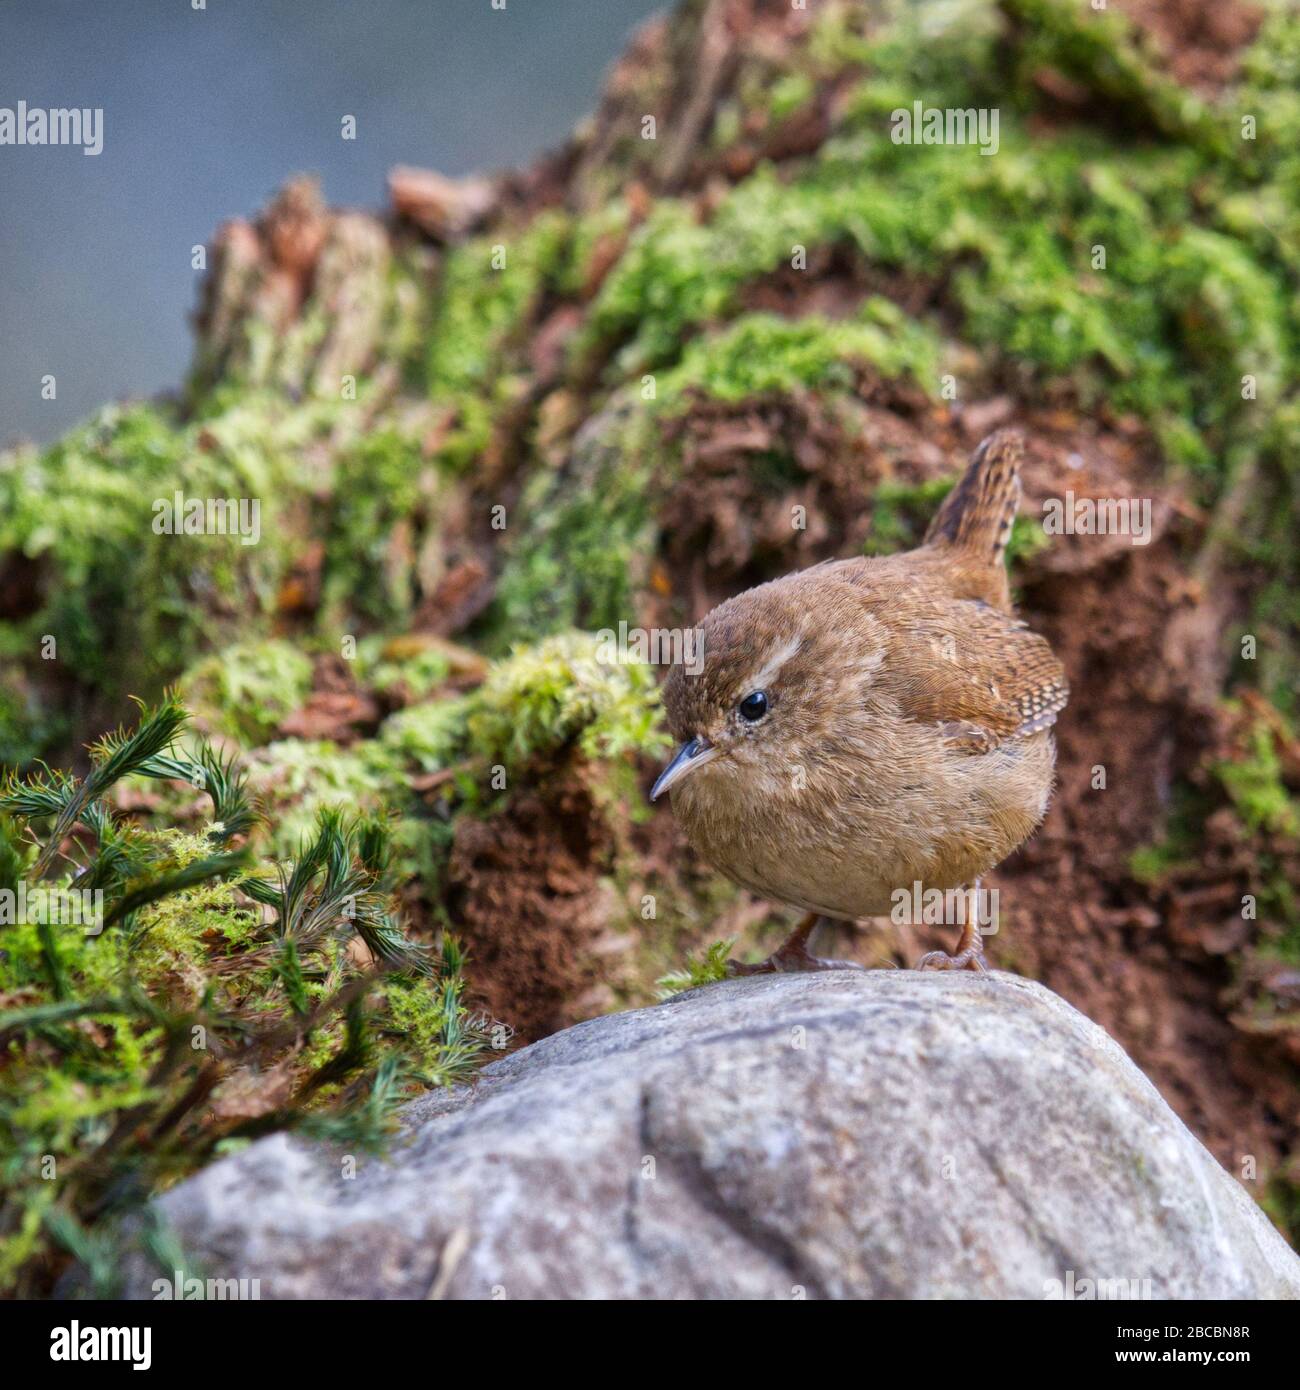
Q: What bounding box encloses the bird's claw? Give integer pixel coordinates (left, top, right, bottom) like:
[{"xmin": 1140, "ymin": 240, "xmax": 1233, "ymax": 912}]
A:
[
  {"xmin": 726, "ymin": 912, "xmax": 868, "ymax": 976},
  {"xmin": 914, "ymin": 945, "xmax": 989, "ymax": 974}
]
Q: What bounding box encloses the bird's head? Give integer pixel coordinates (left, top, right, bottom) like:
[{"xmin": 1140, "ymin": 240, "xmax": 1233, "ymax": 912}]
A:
[{"xmin": 651, "ymin": 577, "xmax": 884, "ymax": 804}]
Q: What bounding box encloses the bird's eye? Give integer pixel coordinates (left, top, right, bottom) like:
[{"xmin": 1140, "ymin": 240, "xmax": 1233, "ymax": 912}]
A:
[{"xmin": 738, "ymin": 690, "xmax": 768, "ymax": 722}]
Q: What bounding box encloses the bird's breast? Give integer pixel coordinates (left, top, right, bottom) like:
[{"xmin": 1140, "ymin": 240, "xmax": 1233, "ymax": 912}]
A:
[{"xmin": 669, "ymin": 731, "xmax": 1056, "ymax": 919}]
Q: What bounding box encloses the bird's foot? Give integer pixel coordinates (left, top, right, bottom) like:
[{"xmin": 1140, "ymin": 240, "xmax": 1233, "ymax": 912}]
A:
[
  {"xmin": 727, "ymin": 915, "xmax": 867, "ymax": 976},
  {"xmin": 914, "ymin": 939, "xmax": 990, "ymax": 974},
  {"xmin": 914, "ymin": 884, "xmax": 994, "ymax": 975}
]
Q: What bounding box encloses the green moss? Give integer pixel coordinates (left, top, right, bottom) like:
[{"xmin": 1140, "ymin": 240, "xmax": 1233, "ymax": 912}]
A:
[
  {"xmin": 808, "ymin": 4, "xmax": 1293, "ymax": 480},
  {"xmin": 320, "ymin": 429, "xmax": 434, "ymax": 628},
  {"xmin": 1128, "ymin": 842, "xmax": 1177, "ymax": 887},
  {"xmin": 860, "ymin": 474, "xmax": 1049, "ymax": 568},
  {"xmin": 1262, "ymin": 1173, "xmax": 1300, "ymax": 1249},
  {"xmin": 488, "ymin": 399, "xmax": 659, "ymax": 644},
  {"xmin": 245, "ymin": 737, "xmax": 405, "ymax": 861},
  {"xmin": 380, "ymin": 696, "xmax": 472, "ymax": 773},
  {"xmin": 425, "ymin": 212, "xmax": 570, "ymax": 472},
  {"xmin": 567, "ymin": 0, "xmax": 1298, "ymax": 521},
  {"xmin": 863, "ymin": 477, "xmax": 955, "ymax": 557},
  {"xmin": 178, "ymin": 628, "xmax": 668, "ymax": 870},
  {"xmin": 379, "ymin": 966, "xmax": 482, "ymax": 1083},
  {"xmin": 656, "ymin": 938, "xmax": 735, "ymax": 996},
  {"xmin": 192, "ymin": 629, "xmax": 667, "ymax": 882},
  {"xmin": 1238, "ymin": 402, "xmax": 1300, "ymax": 717},
  {"xmin": 354, "ymin": 635, "xmax": 452, "ymax": 704},
  {"xmin": 1214, "ymin": 712, "xmax": 1299, "ymax": 837},
  {"xmin": 999, "ymin": 0, "xmax": 1226, "ymax": 155},
  {"xmin": 578, "ymin": 165, "xmax": 904, "ymax": 373},
  {"xmin": 1127, "ymin": 780, "xmax": 1214, "ymax": 886},
  {"xmin": 554, "ymin": 201, "xmax": 632, "ymax": 299},
  {"xmin": 120, "ymin": 831, "xmax": 262, "ymax": 999},
  {"xmin": 767, "ymin": 70, "xmax": 816, "ymax": 123},
  {"xmin": 0, "ymin": 405, "xmax": 189, "ymax": 693},
  {"xmin": 0, "ymin": 698, "xmax": 485, "ymax": 1295},
  {"xmin": 661, "ymin": 299, "xmax": 940, "ymax": 404},
  {"xmin": 1005, "ymin": 514, "xmax": 1052, "ymax": 568},
  {"xmin": 181, "ymin": 639, "xmax": 314, "ymax": 746},
  {"xmin": 0, "ymin": 395, "xmax": 345, "ymax": 735},
  {"xmin": 467, "ymin": 631, "xmax": 669, "ymax": 768},
  {"xmin": 492, "ymin": 301, "xmax": 939, "ymax": 651},
  {"xmin": 1132, "ymin": 703, "xmax": 1300, "ymax": 973}
]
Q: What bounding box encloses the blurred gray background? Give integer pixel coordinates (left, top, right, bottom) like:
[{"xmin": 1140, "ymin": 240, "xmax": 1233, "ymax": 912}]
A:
[{"xmin": 0, "ymin": 0, "xmax": 663, "ymax": 445}]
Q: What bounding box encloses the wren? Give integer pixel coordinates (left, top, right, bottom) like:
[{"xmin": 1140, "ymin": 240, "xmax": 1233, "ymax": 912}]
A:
[{"xmin": 651, "ymin": 430, "xmax": 1068, "ymax": 975}]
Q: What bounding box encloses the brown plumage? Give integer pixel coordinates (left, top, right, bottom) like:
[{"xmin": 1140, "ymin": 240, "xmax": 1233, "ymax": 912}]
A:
[{"xmin": 652, "ymin": 430, "xmax": 1068, "ymax": 974}]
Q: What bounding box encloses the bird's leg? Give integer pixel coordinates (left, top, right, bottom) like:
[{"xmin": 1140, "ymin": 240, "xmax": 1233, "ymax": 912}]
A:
[
  {"xmin": 727, "ymin": 913, "xmax": 867, "ymax": 976},
  {"xmin": 914, "ymin": 885, "xmax": 990, "ymax": 974}
]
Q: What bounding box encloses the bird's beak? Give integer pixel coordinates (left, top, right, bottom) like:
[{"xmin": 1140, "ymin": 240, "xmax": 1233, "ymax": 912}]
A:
[{"xmin": 650, "ymin": 736, "xmax": 717, "ymax": 801}]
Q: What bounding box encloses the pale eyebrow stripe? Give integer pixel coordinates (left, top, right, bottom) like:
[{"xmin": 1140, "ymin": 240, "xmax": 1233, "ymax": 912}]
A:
[{"xmin": 744, "ymin": 636, "xmax": 802, "ymax": 691}]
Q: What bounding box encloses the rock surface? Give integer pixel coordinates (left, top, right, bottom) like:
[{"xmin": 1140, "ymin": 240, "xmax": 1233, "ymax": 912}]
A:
[{"xmin": 124, "ymin": 972, "xmax": 1300, "ymax": 1299}]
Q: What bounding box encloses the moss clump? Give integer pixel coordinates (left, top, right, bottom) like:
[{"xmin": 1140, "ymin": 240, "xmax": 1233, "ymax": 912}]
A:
[
  {"xmin": 0, "ymin": 404, "xmax": 194, "ymax": 695},
  {"xmin": 1214, "ymin": 710, "xmax": 1299, "ymax": 837},
  {"xmin": 223, "ymin": 631, "xmax": 665, "ymax": 871},
  {"xmin": 467, "ymin": 631, "xmax": 669, "ymax": 769},
  {"xmin": 1216, "ymin": 707, "xmax": 1300, "ymax": 965},
  {"xmin": 380, "ymin": 697, "xmax": 472, "ymax": 773},
  {"xmin": 0, "ymin": 395, "xmax": 341, "ymax": 738},
  {"xmin": 576, "ymin": 164, "xmax": 932, "ymax": 373},
  {"xmin": 354, "ymin": 635, "xmax": 453, "ymax": 705},
  {"xmin": 656, "ymin": 939, "xmax": 735, "ymax": 997},
  {"xmin": 554, "ymin": 200, "xmax": 632, "ymax": 299},
  {"xmin": 999, "ymin": 0, "xmax": 1226, "ymax": 154},
  {"xmin": 181, "ymin": 639, "xmax": 314, "ymax": 746},
  {"xmin": 660, "ymin": 299, "xmax": 940, "ymax": 404},
  {"xmin": 1129, "ymin": 840, "xmax": 1181, "ymax": 887},
  {"xmin": 564, "ymin": 0, "xmax": 1295, "ymax": 503},
  {"xmin": 1005, "ymin": 515, "xmax": 1052, "ymax": 569}
]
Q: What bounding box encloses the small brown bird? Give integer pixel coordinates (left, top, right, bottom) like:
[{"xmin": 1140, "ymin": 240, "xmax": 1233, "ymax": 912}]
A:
[{"xmin": 651, "ymin": 430, "xmax": 1068, "ymax": 975}]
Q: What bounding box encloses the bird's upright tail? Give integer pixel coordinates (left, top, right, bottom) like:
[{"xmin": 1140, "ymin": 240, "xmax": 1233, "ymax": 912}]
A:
[{"xmin": 923, "ymin": 429, "xmax": 1023, "ymax": 568}]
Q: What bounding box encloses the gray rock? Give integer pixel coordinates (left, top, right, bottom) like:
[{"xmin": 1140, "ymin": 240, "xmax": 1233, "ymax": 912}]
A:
[{"xmin": 123, "ymin": 972, "xmax": 1300, "ymax": 1299}]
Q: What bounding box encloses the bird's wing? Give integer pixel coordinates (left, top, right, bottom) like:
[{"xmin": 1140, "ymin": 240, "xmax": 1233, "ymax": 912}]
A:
[{"xmin": 874, "ymin": 595, "xmax": 1069, "ymax": 751}]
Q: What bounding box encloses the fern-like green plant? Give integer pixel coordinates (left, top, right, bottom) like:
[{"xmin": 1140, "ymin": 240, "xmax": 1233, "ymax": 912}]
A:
[
  {"xmin": 656, "ymin": 938, "xmax": 736, "ymax": 996},
  {"xmin": 0, "ymin": 697, "xmax": 485, "ymax": 1298}
]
